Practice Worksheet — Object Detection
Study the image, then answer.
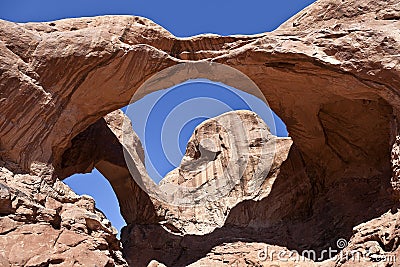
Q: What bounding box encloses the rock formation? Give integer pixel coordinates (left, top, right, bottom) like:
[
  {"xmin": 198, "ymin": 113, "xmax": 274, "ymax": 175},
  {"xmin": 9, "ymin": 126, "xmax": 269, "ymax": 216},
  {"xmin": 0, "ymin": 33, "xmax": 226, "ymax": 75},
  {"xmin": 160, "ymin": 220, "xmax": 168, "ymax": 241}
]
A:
[
  {"xmin": 0, "ymin": 161, "xmax": 127, "ymax": 266},
  {"xmin": 156, "ymin": 110, "xmax": 292, "ymax": 235},
  {"xmin": 0, "ymin": 0, "xmax": 399, "ymax": 266}
]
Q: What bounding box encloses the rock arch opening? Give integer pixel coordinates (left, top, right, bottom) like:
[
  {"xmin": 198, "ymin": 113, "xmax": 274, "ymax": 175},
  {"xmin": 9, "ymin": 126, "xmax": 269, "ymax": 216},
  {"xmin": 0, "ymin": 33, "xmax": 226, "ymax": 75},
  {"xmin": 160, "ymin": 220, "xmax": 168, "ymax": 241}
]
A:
[
  {"xmin": 63, "ymin": 168, "xmax": 126, "ymax": 236},
  {"xmin": 56, "ymin": 74, "xmax": 290, "ymax": 233},
  {"xmin": 123, "ymin": 78, "xmax": 288, "ymax": 183},
  {"xmin": 53, "ymin": 59, "xmax": 397, "ymax": 265}
]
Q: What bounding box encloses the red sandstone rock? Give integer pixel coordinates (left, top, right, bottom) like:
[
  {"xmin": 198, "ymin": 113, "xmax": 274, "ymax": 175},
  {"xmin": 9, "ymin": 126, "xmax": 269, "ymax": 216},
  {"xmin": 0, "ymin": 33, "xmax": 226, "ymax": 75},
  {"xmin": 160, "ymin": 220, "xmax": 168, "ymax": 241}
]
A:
[
  {"xmin": 0, "ymin": 162, "xmax": 127, "ymax": 266},
  {"xmin": 0, "ymin": 0, "xmax": 399, "ymax": 266}
]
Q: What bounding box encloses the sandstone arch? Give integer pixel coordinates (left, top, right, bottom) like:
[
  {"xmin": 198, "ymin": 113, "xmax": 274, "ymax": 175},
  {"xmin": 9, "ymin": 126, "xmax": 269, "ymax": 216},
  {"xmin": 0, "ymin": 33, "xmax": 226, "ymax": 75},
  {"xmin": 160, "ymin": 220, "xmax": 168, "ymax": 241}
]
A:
[{"xmin": 1, "ymin": 0, "xmax": 400, "ymax": 265}]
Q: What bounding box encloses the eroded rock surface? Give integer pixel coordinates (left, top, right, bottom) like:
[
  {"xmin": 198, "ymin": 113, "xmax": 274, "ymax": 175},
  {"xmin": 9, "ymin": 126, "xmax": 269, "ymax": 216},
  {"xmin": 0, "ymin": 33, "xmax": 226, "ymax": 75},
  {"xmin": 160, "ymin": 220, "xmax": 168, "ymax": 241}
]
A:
[
  {"xmin": 0, "ymin": 0, "xmax": 399, "ymax": 266},
  {"xmin": 156, "ymin": 111, "xmax": 292, "ymax": 235},
  {"xmin": 59, "ymin": 110, "xmax": 157, "ymax": 224},
  {"xmin": 0, "ymin": 162, "xmax": 127, "ymax": 266}
]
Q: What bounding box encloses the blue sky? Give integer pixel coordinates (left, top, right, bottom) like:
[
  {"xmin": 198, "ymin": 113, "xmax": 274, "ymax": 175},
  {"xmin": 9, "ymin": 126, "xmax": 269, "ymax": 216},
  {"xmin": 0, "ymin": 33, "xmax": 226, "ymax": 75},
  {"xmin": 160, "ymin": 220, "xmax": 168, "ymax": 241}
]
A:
[{"xmin": 0, "ymin": 0, "xmax": 315, "ymax": 235}]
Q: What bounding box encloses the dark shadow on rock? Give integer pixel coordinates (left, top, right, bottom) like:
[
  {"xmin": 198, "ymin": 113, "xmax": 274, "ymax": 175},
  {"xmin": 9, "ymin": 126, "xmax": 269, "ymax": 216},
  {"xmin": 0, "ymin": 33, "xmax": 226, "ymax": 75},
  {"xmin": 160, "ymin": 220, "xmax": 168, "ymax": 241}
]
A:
[
  {"xmin": 121, "ymin": 144, "xmax": 398, "ymax": 266},
  {"xmin": 56, "ymin": 113, "xmax": 158, "ymax": 224}
]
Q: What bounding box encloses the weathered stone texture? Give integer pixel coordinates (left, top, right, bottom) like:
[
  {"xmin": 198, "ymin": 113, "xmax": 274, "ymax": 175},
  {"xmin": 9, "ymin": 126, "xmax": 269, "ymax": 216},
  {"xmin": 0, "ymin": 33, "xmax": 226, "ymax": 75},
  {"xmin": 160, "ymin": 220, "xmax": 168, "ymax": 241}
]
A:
[{"xmin": 0, "ymin": 0, "xmax": 399, "ymax": 266}]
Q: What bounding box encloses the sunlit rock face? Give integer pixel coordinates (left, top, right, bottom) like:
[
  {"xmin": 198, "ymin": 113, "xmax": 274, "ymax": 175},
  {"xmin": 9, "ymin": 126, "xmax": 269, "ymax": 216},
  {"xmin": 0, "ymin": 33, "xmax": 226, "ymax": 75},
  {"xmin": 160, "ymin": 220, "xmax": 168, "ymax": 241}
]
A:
[
  {"xmin": 0, "ymin": 0, "xmax": 400, "ymax": 266},
  {"xmin": 0, "ymin": 162, "xmax": 127, "ymax": 266},
  {"xmin": 156, "ymin": 110, "xmax": 292, "ymax": 235}
]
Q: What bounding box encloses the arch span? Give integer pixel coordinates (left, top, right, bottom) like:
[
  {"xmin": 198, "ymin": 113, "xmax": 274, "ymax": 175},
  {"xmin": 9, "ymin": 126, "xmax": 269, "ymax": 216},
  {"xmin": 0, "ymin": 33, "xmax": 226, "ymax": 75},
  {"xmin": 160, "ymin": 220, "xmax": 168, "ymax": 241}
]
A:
[{"xmin": 0, "ymin": 0, "xmax": 399, "ymax": 264}]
